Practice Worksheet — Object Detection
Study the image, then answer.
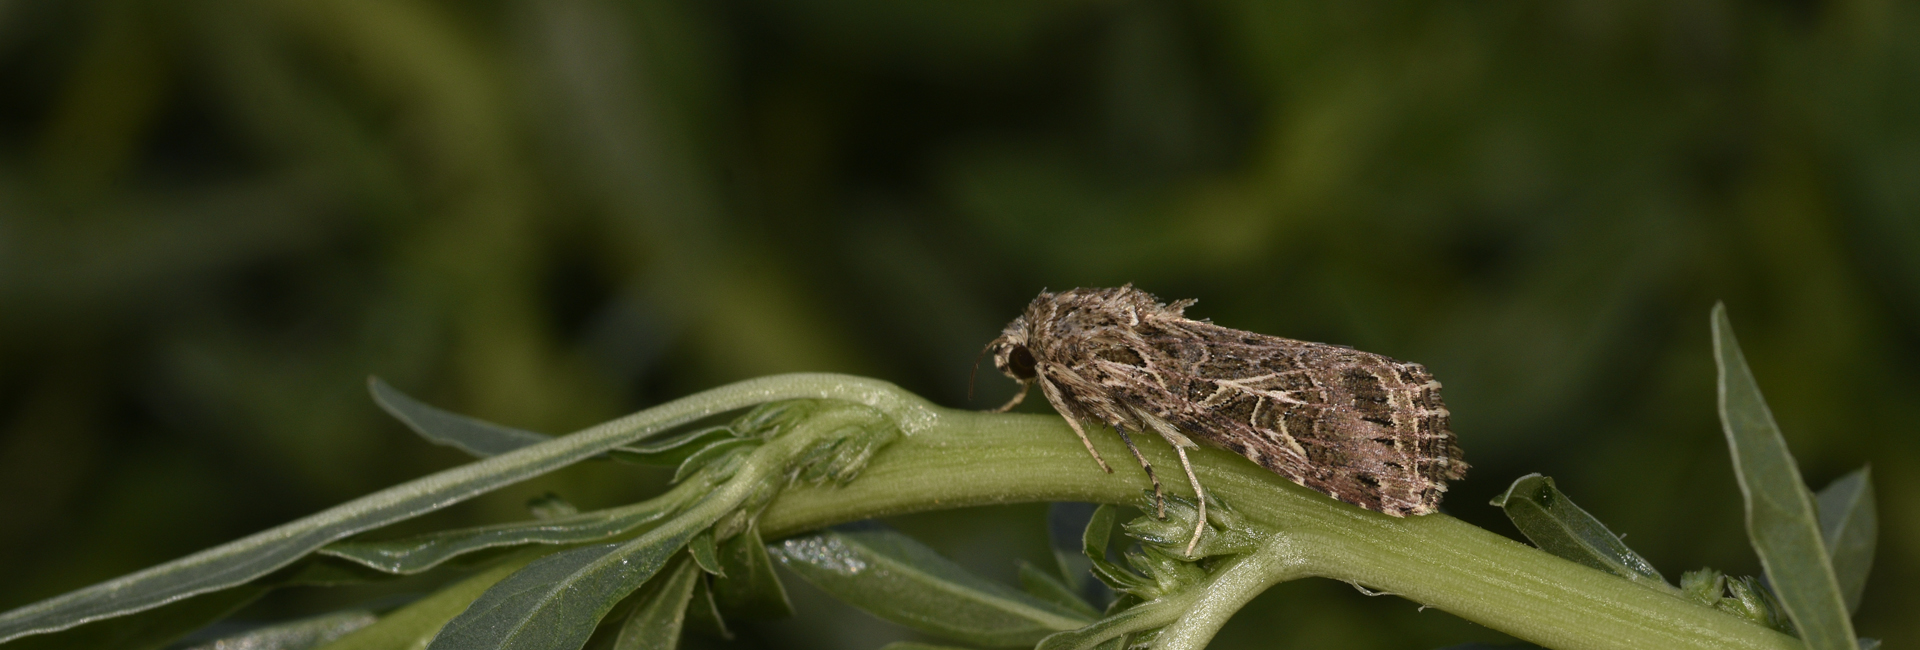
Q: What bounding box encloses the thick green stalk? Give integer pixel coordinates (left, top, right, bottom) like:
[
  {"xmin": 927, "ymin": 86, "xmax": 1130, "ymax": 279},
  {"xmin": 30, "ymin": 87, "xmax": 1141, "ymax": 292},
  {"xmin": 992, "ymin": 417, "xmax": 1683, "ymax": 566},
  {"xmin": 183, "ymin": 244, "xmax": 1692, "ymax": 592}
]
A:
[{"xmin": 759, "ymin": 408, "xmax": 1802, "ymax": 650}]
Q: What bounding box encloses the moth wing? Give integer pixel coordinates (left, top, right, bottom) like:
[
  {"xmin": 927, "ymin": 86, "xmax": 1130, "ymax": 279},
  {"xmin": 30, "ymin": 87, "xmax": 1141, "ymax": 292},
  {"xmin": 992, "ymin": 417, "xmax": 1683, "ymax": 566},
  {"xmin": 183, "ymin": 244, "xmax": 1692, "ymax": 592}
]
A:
[{"xmin": 1122, "ymin": 325, "xmax": 1465, "ymax": 516}]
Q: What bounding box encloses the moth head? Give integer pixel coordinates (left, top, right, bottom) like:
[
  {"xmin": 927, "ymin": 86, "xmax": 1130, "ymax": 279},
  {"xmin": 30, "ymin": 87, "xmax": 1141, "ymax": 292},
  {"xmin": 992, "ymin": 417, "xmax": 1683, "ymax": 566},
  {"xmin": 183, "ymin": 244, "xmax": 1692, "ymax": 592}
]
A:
[{"xmin": 988, "ymin": 318, "xmax": 1038, "ymax": 382}]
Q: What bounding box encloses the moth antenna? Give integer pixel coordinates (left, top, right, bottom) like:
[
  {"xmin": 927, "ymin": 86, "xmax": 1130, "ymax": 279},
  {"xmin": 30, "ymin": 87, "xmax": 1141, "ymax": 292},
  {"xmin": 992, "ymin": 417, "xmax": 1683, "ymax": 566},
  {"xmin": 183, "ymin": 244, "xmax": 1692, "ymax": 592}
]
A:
[
  {"xmin": 1114, "ymin": 425, "xmax": 1165, "ymax": 519},
  {"xmin": 1175, "ymin": 445, "xmax": 1206, "ymax": 556},
  {"xmin": 968, "ymin": 343, "xmax": 991, "ymax": 402}
]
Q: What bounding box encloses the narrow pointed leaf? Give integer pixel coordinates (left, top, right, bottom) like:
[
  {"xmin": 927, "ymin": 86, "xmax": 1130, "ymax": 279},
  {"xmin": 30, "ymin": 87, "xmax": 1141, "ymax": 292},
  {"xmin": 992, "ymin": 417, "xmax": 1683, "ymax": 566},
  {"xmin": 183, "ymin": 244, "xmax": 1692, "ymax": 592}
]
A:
[
  {"xmin": 1712, "ymin": 304, "xmax": 1856, "ymax": 649},
  {"xmin": 370, "ymin": 377, "xmax": 554, "ymax": 456},
  {"xmin": 1814, "ymin": 467, "xmax": 1876, "ymax": 615},
  {"xmin": 612, "ymin": 558, "xmax": 702, "ymax": 650},
  {"xmin": 321, "ymin": 495, "xmax": 686, "ymax": 574},
  {"xmin": 426, "ymin": 518, "xmax": 704, "ymax": 650},
  {"xmin": 673, "ymin": 439, "xmax": 758, "ymax": 483},
  {"xmin": 271, "ymin": 555, "xmax": 420, "ymax": 587},
  {"xmin": 771, "ymin": 527, "xmax": 1092, "ymax": 647},
  {"xmin": 610, "ymin": 427, "xmax": 738, "ymax": 466},
  {"xmin": 688, "ymin": 531, "xmax": 724, "ymax": 576},
  {"xmin": 1081, "ymin": 505, "xmax": 1147, "ymax": 593},
  {"xmin": 711, "ymin": 528, "xmax": 792, "ymax": 619},
  {"xmin": 1490, "ymin": 474, "xmax": 1670, "ymax": 591}
]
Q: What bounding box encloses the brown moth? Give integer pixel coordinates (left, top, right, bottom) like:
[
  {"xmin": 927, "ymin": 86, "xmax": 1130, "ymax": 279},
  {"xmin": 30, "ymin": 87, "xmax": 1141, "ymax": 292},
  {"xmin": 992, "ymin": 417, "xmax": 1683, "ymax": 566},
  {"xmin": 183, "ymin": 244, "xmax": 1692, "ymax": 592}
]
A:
[{"xmin": 982, "ymin": 285, "xmax": 1466, "ymax": 553}]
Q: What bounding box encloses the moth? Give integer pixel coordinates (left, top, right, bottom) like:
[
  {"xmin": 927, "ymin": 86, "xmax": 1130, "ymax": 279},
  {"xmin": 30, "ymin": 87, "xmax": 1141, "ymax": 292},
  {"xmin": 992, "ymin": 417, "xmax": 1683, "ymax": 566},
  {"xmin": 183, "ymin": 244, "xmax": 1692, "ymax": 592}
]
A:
[{"xmin": 982, "ymin": 286, "xmax": 1466, "ymax": 553}]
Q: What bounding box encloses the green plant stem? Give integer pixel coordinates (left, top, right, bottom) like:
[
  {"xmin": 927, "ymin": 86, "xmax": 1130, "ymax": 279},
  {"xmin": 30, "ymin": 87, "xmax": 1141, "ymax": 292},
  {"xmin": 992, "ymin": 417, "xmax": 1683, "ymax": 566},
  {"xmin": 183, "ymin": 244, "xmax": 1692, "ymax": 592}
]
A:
[
  {"xmin": 759, "ymin": 408, "xmax": 1802, "ymax": 650},
  {"xmin": 1155, "ymin": 536, "xmax": 1312, "ymax": 650}
]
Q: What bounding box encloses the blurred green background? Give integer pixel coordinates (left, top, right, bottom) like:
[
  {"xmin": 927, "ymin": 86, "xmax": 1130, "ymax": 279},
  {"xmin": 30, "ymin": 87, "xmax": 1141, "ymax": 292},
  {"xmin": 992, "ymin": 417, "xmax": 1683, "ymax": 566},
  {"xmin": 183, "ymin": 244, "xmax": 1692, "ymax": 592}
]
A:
[{"xmin": 0, "ymin": 0, "xmax": 1915, "ymax": 647}]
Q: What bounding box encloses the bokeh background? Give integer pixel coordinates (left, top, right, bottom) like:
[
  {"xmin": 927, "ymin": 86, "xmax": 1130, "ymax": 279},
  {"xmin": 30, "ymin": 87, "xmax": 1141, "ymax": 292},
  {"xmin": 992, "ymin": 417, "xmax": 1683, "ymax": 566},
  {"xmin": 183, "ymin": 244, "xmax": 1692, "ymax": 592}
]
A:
[{"xmin": 1, "ymin": 0, "xmax": 1915, "ymax": 647}]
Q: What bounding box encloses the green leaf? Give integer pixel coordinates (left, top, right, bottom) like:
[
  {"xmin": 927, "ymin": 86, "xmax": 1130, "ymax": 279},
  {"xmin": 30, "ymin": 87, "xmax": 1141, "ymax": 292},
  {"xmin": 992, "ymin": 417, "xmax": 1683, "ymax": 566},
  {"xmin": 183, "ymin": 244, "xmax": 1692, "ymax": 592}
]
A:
[
  {"xmin": 610, "ymin": 427, "xmax": 738, "ymax": 467},
  {"xmin": 673, "ymin": 439, "xmax": 758, "ymax": 483},
  {"xmin": 688, "ymin": 531, "xmax": 724, "ymax": 576},
  {"xmin": 376, "ymin": 378, "xmax": 745, "ymax": 470},
  {"xmin": 611, "ymin": 558, "xmax": 702, "ymax": 650},
  {"xmin": 1017, "ymin": 561, "xmax": 1099, "ymax": 619},
  {"xmin": 370, "ymin": 376, "xmax": 554, "ymax": 457},
  {"xmin": 791, "ymin": 422, "xmax": 897, "ymax": 485},
  {"xmin": 314, "ymin": 552, "xmax": 540, "ymax": 650},
  {"xmin": 770, "ymin": 526, "xmax": 1093, "ymax": 648},
  {"xmin": 319, "ymin": 492, "xmax": 688, "ymax": 574},
  {"xmin": 711, "ymin": 528, "xmax": 793, "ymax": 619},
  {"xmin": 176, "ymin": 608, "xmax": 380, "ymax": 650},
  {"xmin": 425, "ymin": 518, "xmax": 705, "ymax": 650},
  {"xmin": 879, "ymin": 644, "xmax": 984, "ymax": 650},
  {"xmin": 1712, "ymin": 303, "xmax": 1857, "ymax": 649},
  {"xmin": 1814, "ymin": 467, "xmax": 1876, "ymax": 615},
  {"xmin": 271, "ymin": 555, "xmax": 425, "ymax": 586},
  {"xmin": 1081, "ymin": 505, "xmax": 1148, "ymax": 593},
  {"xmin": 1489, "ymin": 474, "xmax": 1670, "ymax": 591}
]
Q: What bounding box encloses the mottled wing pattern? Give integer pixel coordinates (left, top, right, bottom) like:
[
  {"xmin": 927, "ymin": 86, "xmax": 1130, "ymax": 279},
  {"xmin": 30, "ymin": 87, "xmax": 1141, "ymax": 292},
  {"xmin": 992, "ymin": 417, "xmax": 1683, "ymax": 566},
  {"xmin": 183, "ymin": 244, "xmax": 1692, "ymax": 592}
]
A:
[{"xmin": 1086, "ymin": 319, "xmax": 1465, "ymax": 516}]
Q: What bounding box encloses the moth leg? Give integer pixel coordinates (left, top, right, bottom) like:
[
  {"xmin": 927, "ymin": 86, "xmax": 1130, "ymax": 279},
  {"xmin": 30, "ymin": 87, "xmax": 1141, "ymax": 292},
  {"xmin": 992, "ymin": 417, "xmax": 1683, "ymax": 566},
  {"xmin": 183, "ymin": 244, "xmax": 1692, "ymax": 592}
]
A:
[
  {"xmin": 1114, "ymin": 425, "xmax": 1166, "ymax": 519},
  {"xmin": 1124, "ymin": 406, "xmax": 1208, "ymax": 550},
  {"xmin": 1174, "ymin": 445, "xmax": 1207, "ymax": 556},
  {"xmin": 1035, "ymin": 374, "xmax": 1113, "ymax": 473},
  {"xmin": 991, "ymin": 381, "xmax": 1030, "ymax": 413},
  {"xmin": 1059, "ymin": 416, "xmax": 1113, "ymax": 473}
]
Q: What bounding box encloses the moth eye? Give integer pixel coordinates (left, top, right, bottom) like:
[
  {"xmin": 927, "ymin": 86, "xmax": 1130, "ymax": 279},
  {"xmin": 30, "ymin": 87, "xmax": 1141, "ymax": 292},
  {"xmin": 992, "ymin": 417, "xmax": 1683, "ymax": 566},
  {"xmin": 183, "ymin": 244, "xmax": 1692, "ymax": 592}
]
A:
[{"xmin": 1005, "ymin": 346, "xmax": 1038, "ymax": 380}]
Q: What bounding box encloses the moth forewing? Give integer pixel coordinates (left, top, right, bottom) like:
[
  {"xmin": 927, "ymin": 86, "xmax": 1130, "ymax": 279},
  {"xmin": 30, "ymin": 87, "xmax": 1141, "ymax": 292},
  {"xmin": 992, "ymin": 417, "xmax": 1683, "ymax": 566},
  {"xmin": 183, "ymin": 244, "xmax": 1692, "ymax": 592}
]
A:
[{"xmin": 986, "ymin": 285, "xmax": 1468, "ymax": 552}]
